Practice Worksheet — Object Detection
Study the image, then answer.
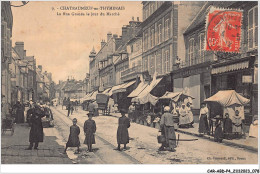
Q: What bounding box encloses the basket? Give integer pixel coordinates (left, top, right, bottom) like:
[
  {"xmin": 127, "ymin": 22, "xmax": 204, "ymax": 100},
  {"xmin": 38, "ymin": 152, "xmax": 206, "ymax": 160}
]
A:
[{"xmin": 157, "ymin": 131, "xmax": 166, "ymax": 143}]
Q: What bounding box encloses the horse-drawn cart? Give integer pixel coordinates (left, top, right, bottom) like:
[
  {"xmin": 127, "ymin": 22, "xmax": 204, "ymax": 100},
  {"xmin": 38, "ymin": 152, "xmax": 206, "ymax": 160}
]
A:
[{"xmin": 96, "ymin": 93, "xmax": 110, "ymax": 115}]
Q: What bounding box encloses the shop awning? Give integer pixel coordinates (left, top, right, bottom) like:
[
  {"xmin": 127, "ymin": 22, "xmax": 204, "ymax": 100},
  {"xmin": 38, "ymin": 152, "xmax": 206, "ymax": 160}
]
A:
[
  {"xmin": 89, "ymin": 90, "xmax": 98, "ymax": 101},
  {"xmin": 112, "ymin": 80, "xmax": 135, "ymax": 94},
  {"xmin": 131, "ymin": 93, "xmax": 158, "ymax": 106},
  {"xmin": 211, "ymin": 61, "xmax": 249, "ymax": 75},
  {"xmin": 204, "ymin": 90, "xmax": 250, "ymax": 107},
  {"xmin": 137, "ymin": 78, "xmax": 162, "ymax": 97},
  {"xmin": 102, "ymin": 88, "xmax": 111, "ymax": 95},
  {"xmin": 108, "ymin": 83, "xmax": 126, "ymax": 96},
  {"xmin": 130, "ymin": 78, "xmax": 162, "ymax": 105},
  {"xmin": 128, "ymin": 82, "xmax": 148, "ymax": 98}
]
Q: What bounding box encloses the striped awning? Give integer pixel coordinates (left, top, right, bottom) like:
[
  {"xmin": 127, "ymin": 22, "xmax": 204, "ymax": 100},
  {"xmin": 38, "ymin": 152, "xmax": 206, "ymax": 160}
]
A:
[
  {"xmin": 212, "ymin": 61, "xmax": 249, "ymax": 75},
  {"xmin": 112, "ymin": 80, "xmax": 135, "ymax": 94}
]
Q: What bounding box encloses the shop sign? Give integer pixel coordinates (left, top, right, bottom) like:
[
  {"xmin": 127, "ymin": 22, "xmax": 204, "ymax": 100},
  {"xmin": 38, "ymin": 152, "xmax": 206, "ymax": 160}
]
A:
[{"xmin": 242, "ymin": 75, "xmax": 252, "ymax": 83}]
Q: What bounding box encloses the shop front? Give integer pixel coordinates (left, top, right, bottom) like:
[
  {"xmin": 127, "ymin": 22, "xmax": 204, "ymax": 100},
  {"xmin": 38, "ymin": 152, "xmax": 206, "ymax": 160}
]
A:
[{"xmin": 211, "ymin": 58, "xmax": 256, "ymax": 123}]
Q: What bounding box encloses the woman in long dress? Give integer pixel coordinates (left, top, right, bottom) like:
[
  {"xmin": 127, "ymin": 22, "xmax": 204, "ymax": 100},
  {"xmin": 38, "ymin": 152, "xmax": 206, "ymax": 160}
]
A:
[
  {"xmin": 232, "ymin": 110, "xmax": 242, "ymax": 139},
  {"xmin": 159, "ymin": 106, "xmax": 177, "ymax": 152},
  {"xmin": 64, "ymin": 118, "xmax": 80, "ymax": 153},
  {"xmin": 84, "ymin": 113, "xmax": 96, "ymax": 152},
  {"xmin": 117, "ymin": 109, "xmax": 130, "ymax": 151},
  {"xmin": 179, "ymin": 104, "xmax": 189, "ymax": 128},
  {"xmin": 198, "ymin": 103, "xmax": 209, "ymax": 135},
  {"xmin": 186, "ymin": 102, "xmax": 194, "ymax": 128},
  {"xmin": 249, "ymin": 115, "xmax": 258, "ymax": 138}
]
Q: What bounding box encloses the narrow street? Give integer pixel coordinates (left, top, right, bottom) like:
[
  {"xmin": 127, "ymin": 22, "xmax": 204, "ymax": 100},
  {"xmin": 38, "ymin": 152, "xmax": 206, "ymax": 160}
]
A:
[{"xmin": 52, "ymin": 106, "xmax": 258, "ymax": 164}]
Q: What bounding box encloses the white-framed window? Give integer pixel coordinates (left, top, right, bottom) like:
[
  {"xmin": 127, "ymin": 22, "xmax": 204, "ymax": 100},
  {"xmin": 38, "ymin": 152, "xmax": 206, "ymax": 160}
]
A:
[
  {"xmin": 164, "ymin": 50, "xmax": 170, "ymax": 73},
  {"xmin": 199, "ymin": 33, "xmax": 205, "ymax": 63},
  {"xmin": 158, "ymin": 24, "xmax": 162, "ymax": 43},
  {"xmin": 144, "ymin": 31, "xmax": 148, "ymax": 51},
  {"xmin": 188, "ymin": 38, "xmax": 195, "ymax": 65},
  {"xmin": 165, "ymin": 19, "xmax": 170, "ymax": 40},
  {"xmin": 248, "ymin": 6, "xmax": 258, "ymax": 49},
  {"xmin": 151, "ymin": 29, "xmax": 155, "ymax": 48}
]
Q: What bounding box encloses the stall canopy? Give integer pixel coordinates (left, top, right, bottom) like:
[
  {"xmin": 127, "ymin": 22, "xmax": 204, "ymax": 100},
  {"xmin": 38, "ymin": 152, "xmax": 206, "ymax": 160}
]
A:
[
  {"xmin": 81, "ymin": 92, "xmax": 94, "ymax": 102},
  {"xmin": 112, "ymin": 80, "xmax": 136, "ymax": 94},
  {"xmin": 204, "ymin": 90, "xmax": 250, "ymax": 107},
  {"xmin": 108, "ymin": 83, "xmax": 125, "ymax": 96},
  {"xmin": 131, "ymin": 93, "xmax": 158, "ymax": 106},
  {"xmin": 159, "ymin": 91, "xmax": 194, "ymax": 103},
  {"xmin": 127, "ymin": 82, "xmax": 148, "ymax": 98},
  {"xmin": 130, "ymin": 78, "xmax": 162, "ymax": 105}
]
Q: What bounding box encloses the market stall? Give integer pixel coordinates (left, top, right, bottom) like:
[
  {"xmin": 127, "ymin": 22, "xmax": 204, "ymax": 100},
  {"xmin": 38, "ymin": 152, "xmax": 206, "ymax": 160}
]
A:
[{"xmin": 204, "ymin": 90, "xmax": 250, "ymax": 136}]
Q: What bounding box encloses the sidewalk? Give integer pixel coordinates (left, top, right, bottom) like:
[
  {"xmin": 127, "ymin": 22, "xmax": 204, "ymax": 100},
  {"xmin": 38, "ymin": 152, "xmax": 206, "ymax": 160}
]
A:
[
  {"xmin": 108, "ymin": 112, "xmax": 258, "ymax": 152},
  {"xmin": 1, "ymin": 123, "xmax": 72, "ymax": 164}
]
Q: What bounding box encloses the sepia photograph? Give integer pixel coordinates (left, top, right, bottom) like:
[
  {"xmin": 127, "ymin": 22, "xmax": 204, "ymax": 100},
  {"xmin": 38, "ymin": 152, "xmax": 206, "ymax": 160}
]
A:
[{"xmin": 1, "ymin": 0, "xmax": 259, "ymax": 173}]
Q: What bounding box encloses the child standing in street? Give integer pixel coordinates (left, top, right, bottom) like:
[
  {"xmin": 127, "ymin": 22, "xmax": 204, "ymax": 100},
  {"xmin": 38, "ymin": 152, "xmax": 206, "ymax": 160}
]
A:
[{"xmin": 64, "ymin": 118, "xmax": 80, "ymax": 154}]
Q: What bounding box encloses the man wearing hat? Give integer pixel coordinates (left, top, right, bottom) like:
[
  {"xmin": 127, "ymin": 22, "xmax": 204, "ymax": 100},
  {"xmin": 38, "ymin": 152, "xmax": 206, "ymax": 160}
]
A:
[
  {"xmin": 117, "ymin": 109, "xmax": 131, "ymax": 151},
  {"xmin": 159, "ymin": 106, "xmax": 177, "ymax": 152},
  {"xmin": 83, "ymin": 112, "xmax": 96, "ymax": 152},
  {"xmin": 26, "ymin": 104, "xmax": 45, "ymax": 150}
]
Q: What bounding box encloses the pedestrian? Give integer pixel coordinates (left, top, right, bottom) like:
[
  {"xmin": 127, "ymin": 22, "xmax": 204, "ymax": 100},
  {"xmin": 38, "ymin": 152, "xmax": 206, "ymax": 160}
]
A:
[
  {"xmin": 214, "ymin": 116, "xmax": 223, "ymax": 143},
  {"xmin": 88, "ymin": 100, "xmax": 95, "ymax": 115},
  {"xmin": 14, "ymin": 101, "xmax": 25, "ymax": 123},
  {"xmin": 223, "ymin": 113, "xmax": 232, "ymax": 139},
  {"xmin": 83, "ymin": 112, "xmax": 96, "ymax": 152},
  {"xmin": 249, "ymin": 115, "xmax": 258, "ymax": 138},
  {"xmin": 67, "ymin": 102, "xmax": 71, "ymax": 117},
  {"xmin": 26, "ymin": 104, "xmax": 44, "ymax": 150},
  {"xmin": 64, "ymin": 118, "xmax": 80, "ymax": 154},
  {"xmin": 198, "ymin": 103, "xmax": 209, "ymax": 135},
  {"xmin": 232, "ymin": 110, "xmax": 242, "ymax": 139},
  {"xmin": 179, "ymin": 104, "xmax": 189, "ymax": 128},
  {"xmin": 128, "ymin": 103, "xmax": 135, "ymax": 122},
  {"xmin": 186, "ymin": 102, "xmax": 194, "ymax": 128},
  {"xmin": 70, "ymin": 102, "xmax": 74, "ymax": 115},
  {"xmin": 159, "ymin": 106, "xmax": 177, "ymax": 152},
  {"xmin": 117, "ymin": 109, "xmax": 130, "ymax": 151}
]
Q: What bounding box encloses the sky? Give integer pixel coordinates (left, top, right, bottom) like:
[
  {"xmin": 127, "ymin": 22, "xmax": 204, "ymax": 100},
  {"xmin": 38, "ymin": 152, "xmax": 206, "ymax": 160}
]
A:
[{"xmin": 11, "ymin": 1, "xmax": 142, "ymax": 83}]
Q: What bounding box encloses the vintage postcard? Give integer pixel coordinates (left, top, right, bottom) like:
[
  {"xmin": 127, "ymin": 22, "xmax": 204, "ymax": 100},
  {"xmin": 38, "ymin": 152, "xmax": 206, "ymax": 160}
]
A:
[{"xmin": 1, "ymin": 0, "xmax": 259, "ymax": 173}]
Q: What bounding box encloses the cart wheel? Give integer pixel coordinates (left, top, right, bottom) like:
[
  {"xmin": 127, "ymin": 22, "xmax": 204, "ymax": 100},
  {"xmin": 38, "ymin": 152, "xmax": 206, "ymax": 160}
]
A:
[{"xmin": 11, "ymin": 127, "xmax": 14, "ymax": 136}]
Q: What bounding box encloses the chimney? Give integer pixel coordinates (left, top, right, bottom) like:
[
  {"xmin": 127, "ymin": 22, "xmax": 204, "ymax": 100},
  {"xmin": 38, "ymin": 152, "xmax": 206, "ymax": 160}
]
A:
[
  {"xmin": 24, "ymin": 50, "xmax": 26, "ymax": 57},
  {"xmin": 14, "ymin": 42, "xmax": 25, "ymax": 59},
  {"xmin": 132, "ymin": 16, "xmax": 134, "ymax": 21},
  {"xmin": 137, "ymin": 17, "xmax": 139, "ymax": 21},
  {"xmin": 38, "ymin": 65, "xmax": 42, "ymax": 72},
  {"xmin": 101, "ymin": 40, "xmax": 106, "ymax": 48},
  {"xmin": 113, "ymin": 34, "xmax": 118, "ymax": 38},
  {"xmin": 121, "ymin": 26, "xmax": 128, "ymax": 44},
  {"xmin": 107, "ymin": 32, "xmax": 112, "ymax": 42}
]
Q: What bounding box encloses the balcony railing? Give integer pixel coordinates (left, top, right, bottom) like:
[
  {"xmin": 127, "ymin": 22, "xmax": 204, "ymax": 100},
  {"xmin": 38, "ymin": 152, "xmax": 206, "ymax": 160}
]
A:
[
  {"xmin": 121, "ymin": 65, "xmax": 142, "ymax": 77},
  {"xmin": 180, "ymin": 53, "xmax": 216, "ymax": 68}
]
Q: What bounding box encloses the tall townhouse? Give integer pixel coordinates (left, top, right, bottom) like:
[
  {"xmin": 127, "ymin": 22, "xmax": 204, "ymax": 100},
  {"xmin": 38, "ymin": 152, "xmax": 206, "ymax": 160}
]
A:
[
  {"xmin": 141, "ymin": 1, "xmax": 178, "ymax": 97},
  {"xmin": 172, "ymin": 1, "xmax": 258, "ymax": 122},
  {"xmin": 1, "ymin": 1, "xmax": 13, "ymax": 107}
]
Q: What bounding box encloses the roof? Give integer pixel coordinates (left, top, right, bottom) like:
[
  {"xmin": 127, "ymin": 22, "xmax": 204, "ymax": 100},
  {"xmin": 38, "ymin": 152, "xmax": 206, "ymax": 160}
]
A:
[{"xmin": 183, "ymin": 1, "xmax": 239, "ymax": 35}]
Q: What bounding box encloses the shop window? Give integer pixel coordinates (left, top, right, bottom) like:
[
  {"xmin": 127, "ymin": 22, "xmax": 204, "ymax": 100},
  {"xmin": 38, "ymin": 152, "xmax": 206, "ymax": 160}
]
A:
[{"xmin": 248, "ymin": 6, "xmax": 258, "ymax": 49}]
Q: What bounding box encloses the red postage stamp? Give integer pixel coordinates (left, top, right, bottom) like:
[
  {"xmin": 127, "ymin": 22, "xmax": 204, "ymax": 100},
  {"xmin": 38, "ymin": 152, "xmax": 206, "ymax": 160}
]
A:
[{"xmin": 205, "ymin": 7, "xmax": 243, "ymax": 53}]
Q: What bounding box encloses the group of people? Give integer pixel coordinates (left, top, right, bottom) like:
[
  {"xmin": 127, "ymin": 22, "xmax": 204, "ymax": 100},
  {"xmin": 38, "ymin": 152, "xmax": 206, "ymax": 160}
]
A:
[
  {"xmin": 177, "ymin": 102, "xmax": 194, "ymax": 128},
  {"xmin": 198, "ymin": 102, "xmax": 258, "ymax": 142},
  {"xmin": 64, "ymin": 108, "xmax": 131, "ymax": 154}
]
